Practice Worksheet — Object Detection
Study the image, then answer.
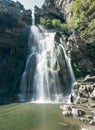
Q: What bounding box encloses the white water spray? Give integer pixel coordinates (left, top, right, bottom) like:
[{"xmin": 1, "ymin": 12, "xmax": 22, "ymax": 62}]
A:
[
  {"xmin": 59, "ymin": 44, "xmax": 76, "ymax": 94},
  {"xmin": 31, "ymin": 27, "xmax": 63, "ymax": 103},
  {"xmin": 20, "ymin": 9, "xmax": 76, "ymax": 103},
  {"xmin": 32, "ymin": 8, "xmax": 35, "ymax": 25}
]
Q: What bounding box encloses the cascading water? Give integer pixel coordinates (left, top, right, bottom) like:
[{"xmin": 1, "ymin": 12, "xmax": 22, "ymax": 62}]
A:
[
  {"xmin": 20, "ymin": 26, "xmax": 63, "ymax": 102},
  {"xmin": 20, "ymin": 9, "xmax": 76, "ymax": 103},
  {"xmin": 32, "ymin": 8, "xmax": 35, "ymax": 25},
  {"xmin": 59, "ymin": 44, "xmax": 76, "ymax": 94}
]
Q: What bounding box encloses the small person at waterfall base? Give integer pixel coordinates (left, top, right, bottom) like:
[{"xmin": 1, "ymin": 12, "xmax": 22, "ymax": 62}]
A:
[{"xmin": 70, "ymin": 94, "xmax": 74, "ymax": 104}]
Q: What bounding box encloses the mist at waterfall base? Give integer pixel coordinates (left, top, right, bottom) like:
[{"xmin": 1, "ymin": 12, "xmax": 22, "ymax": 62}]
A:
[{"xmin": 20, "ymin": 11, "xmax": 76, "ymax": 103}]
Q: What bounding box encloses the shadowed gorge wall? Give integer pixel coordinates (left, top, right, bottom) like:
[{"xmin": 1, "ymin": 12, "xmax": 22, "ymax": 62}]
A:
[{"xmin": 0, "ymin": 0, "xmax": 32, "ymax": 104}]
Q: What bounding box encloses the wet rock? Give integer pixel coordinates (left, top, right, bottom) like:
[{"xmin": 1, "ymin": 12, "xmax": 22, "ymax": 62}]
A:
[
  {"xmin": 89, "ymin": 120, "xmax": 95, "ymax": 125},
  {"xmin": 79, "ymin": 85, "xmax": 88, "ymax": 98},
  {"xmin": 60, "ymin": 105, "xmax": 85, "ymax": 117},
  {"xmin": 86, "ymin": 85, "xmax": 93, "ymax": 94},
  {"xmin": 80, "ymin": 98, "xmax": 88, "ymax": 104},
  {"xmin": 85, "ymin": 115, "xmax": 93, "ymax": 120},
  {"xmin": 79, "ymin": 117, "xmax": 91, "ymax": 123},
  {"xmin": 72, "ymin": 108, "xmax": 78, "ymax": 116},
  {"xmin": 62, "ymin": 111, "xmax": 72, "ymax": 116},
  {"xmin": 91, "ymin": 83, "xmax": 95, "ymax": 89},
  {"xmin": 77, "ymin": 109, "xmax": 85, "ymax": 116},
  {"xmin": 74, "ymin": 95, "xmax": 81, "ymax": 104},
  {"xmin": 73, "ymin": 82, "xmax": 80, "ymax": 90},
  {"xmin": 60, "ymin": 105, "xmax": 72, "ymax": 111},
  {"xmin": 89, "ymin": 103, "xmax": 95, "ymax": 108},
  {"xmin": 73, "ymin": 83, "xmax": 80, "ymax": 95},
  {"xmin": 90, "ymin": 89, "xmax": 95, "ymax": 100},
  {"xmin": 60, "ymin": 105, "xmax": 73, "ymax": 116},
  {"xmin": 84, "ymin": 75, "xmax": 95, "ymax": 82},
  {"xmin": 92, "ymin": 110, "xmax": 95, "ymax": 114},
  {"xmin": 93, "ymin": 116, "xmax": 95, "ymax": 121},
  {"xmin": 75, "ymin": 97, "xmax": 88, "ymax": 104}
]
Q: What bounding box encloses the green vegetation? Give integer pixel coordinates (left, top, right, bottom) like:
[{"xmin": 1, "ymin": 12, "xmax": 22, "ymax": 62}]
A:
[
  {"xmin": 40, "ymin": 18, "xmax": 61, "ymax": 28},
  {"xmin": 70, "ymin": 0, "xmax": 95, "ymax": 44},
  {"xmin": 0, "ymin": 103, "xmax": 83, "ymax": 130},
  {"xmin": 73, "ymin": 62, "xmax": 83, "ymax": 77},
  {"xmin": 40, "ymin": 18, "xmax": 70, "ymax": 35}
]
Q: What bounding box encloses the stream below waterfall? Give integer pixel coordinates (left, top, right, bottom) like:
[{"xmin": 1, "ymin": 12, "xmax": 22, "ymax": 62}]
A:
[{"xmin": 0, "ymin": 103, "xmax": 82, "ymax": 130}]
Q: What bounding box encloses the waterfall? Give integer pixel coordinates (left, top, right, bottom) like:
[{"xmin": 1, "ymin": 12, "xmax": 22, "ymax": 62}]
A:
[
  {"xmin": 32, "ymin": 8, "xmax": 35, "ymax": 25},
  {"xmin": 20, "ymin": 25, "xmax": 64, "ymax": 103},
  {"xmin": 59, "ymin": 44, "xmax": 76, "ymax": 94},
  {"xmin": 20, "ymin": 10, "xmax": 76, "ymax": 103}
]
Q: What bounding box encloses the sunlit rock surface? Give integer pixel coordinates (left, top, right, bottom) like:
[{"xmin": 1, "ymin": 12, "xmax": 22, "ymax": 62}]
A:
[
  {"xmin": 55, "ymin": 0, "xmax": 73, "ymax": 22},
  {"xmin": 35, "ymin": 0, "xmax": 65, "ymax": 23}
]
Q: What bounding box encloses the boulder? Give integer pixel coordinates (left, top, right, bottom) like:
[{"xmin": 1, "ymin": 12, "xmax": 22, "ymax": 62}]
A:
[
  {"xmin": 78, "ymin": 109, "xmax": 85, "ymax": 116},
  {"xmin": 90, "ymin": 89, "xmax": 95, "ymax": 100},
  {"xmin": 61, "ymin": 104, "xmax": 73, "ymax": 117},
  {"xmin": 73, "ymin": 82, "xmax": 80, "ymax": 90},
  {"xmin": 85, "ymin": 115, "xmax": 93, "ymax": 120},
  {"xmin": 90, "ymin": 120, "xmax": 95, "ymax": 125},
  {"xmin": 72, "ymin": 108, "xmax": 78, "ymax": 116},
  {"xmin": 79, "ymin": 85, "xmax": 88, "ymax": 98},
  {"xmin": 86, "ymin": 84, "xmax": 93, "ymax": 94},
  {"xmin": 79, "ymin": 117, "xmax": 91, "ymax": 123},
  {"xmin": 75, "ymin": 97, "xmax": 88, "ymax": 104},
  {"xmin": 84, "ymin": 76, "xmax": 95, "ymax": 82},
  {"xmin": 62, "ymin": 111, "xmax": 72, "ymax": 116},
  {"xmin": 91, "ymin": 83, "xmax": 95, "ymax": 89},
  {"xmin": 73, "ymin": 82, "xmax": 80, "ymax": 95},
  {"xmin": 89, "ymin": 103, "xmax": 95, "ymax": 108},
  {"xmin": 60, "ymin": 105, "xmax": 72, "ymax": 111}
]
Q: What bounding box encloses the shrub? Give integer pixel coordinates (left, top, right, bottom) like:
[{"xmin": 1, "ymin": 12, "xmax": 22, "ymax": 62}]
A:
[{"xmin": 40, "ymin": 18, "xmax": 70, "ymax": 35}]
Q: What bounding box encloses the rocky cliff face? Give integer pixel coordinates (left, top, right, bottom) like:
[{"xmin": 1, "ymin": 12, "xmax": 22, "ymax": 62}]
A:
[
  {"xmin": 35, "ymin": 0, "xmax": 73, "ymax": 22},
  {"xmin": 35, "ymin": 0, "xmax": 65, "ymax": 23},
  {"xmin": 0, "ymin": 0, "xmax": 32, "ymax": 104},
  {"xmin": 38, "ymin": 0, "xmax": 95, "ymax": 78},
  {"xmin": 67, "ymin": 32, "xmax": 95, "ymax": 77},
  {"xmin": 55, "ymin": 0, "xmax": 73, "ymax": 22}
]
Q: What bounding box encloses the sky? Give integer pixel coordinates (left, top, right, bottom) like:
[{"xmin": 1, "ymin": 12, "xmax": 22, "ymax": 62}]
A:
[{"xmin": 13, "ymin": 0, "xmax": 45, "ymax": 9}]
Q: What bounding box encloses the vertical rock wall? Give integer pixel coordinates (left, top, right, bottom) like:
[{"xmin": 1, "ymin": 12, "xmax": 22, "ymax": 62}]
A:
[{"xmin": 0, "ymin": 0, "xmax": 32, "ymax": 104}]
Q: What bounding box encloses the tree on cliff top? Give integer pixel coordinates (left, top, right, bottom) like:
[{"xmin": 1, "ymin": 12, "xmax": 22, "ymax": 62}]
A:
[{"xmin": 70, "ymin": 0, "xmax": 95, "ymax": 44}]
